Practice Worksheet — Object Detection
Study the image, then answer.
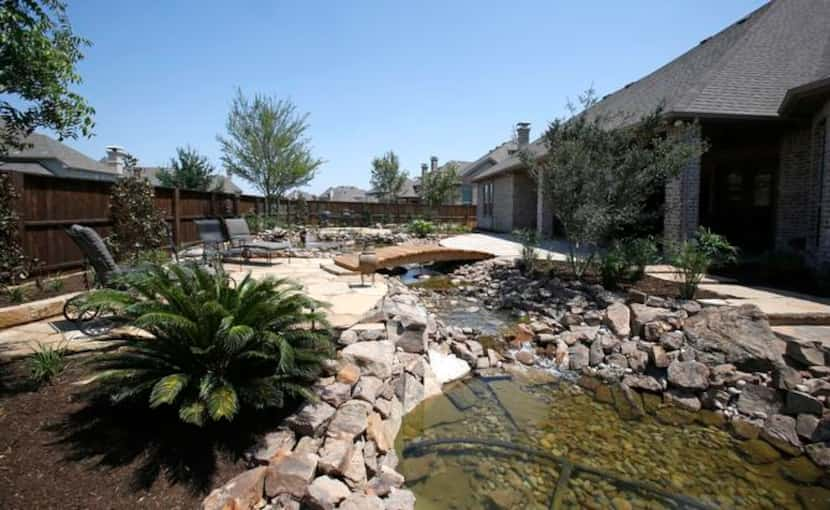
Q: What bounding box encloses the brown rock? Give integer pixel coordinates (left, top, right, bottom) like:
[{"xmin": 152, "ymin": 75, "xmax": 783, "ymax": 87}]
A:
[
  {"xmin": 730, "ymin": 417, "xmax": 763, "ymax": 440},
  {"xmin": 603, "ymin": 303, "xmax": 631, "ymax": 338},
  {"xmin": 761, "ymin": 414, "xmax": 803, "ymax": 456},
  {"xmin": 336, "ymin": 362, "xmax": 361, "ymax": 385},
  {"xmin": 265, "ymin": 452, "xmax": 319, "ymax": 498},
  {"xmin": 202, "ymin": 466, "xmax": 267, "ymax": 510},
  {"xmin": 305, "ymin": 475, "xmax": 351, "ymax": 510},
  {"xmin": 667, "ymin": 360, "xmax": 709, "ymax": 390}
]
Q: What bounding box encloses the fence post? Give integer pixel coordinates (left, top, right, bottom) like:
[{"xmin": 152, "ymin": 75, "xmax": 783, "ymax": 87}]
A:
[
  {"xmin": 172, "ymin": 187, "xmax": 181, "ymax": 247},
  {"xmin": 10, "ymin": 172, "xmax": 26, "ymax": 254}
]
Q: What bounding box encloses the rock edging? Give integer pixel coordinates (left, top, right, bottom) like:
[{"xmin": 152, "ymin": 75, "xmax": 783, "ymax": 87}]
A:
[{"xmin": 203, "ymin": 280, "xmax": 476, "ymax": 510}]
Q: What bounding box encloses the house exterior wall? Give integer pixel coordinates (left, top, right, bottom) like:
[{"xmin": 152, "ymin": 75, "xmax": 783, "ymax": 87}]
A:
[
  {"xmin": 815, "ymin": 99, "xmax": 830, "ymax": 266},
  {"xmin": 775, "ymin": 123, "xmax": 815, "ymax": 253},
  {"xmin": 512, "ymin": 169, "xmax": 537, "ymax": 231},
  {"xmin": 663, "ymin": 126, "xmax": 702, "ymax": 248},
  {"xmin": 476, "ymin": 174, "xmax": 514, "ymax": 232}
]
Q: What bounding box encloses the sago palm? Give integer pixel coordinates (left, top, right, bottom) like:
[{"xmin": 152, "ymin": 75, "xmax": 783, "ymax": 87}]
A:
[{"xmin": 81, "ymin": 263, "xmax": 333, "ymax": 426}]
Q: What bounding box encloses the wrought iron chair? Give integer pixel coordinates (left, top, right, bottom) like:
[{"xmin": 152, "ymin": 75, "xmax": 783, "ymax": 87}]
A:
[
  {"xmin": 222, "ymin": 218, "xmax": 292, "ymax": 263},
  {"xmin": 62, "ymin": 224, "xmax": 139, "ymax": 335}
]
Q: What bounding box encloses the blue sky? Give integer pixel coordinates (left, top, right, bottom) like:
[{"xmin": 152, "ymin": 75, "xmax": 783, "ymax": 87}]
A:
[{"xmin": 60, "ymin": 0, "xmax": 767, "ymax": 195}]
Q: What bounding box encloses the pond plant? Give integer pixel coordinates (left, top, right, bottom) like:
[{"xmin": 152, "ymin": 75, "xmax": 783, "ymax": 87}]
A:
[{"xmin": 82, "ymin": 263, "xmax": 333, "ymax": 426}]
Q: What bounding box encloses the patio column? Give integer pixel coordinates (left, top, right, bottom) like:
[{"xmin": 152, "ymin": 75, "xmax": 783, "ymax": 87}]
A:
[{"xmin": 664, "ymin": 125, "xmax": 702, "ymax": 248}]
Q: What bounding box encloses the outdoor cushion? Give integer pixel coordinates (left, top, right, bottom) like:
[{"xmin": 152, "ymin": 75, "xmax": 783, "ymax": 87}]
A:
[
  {"xmin": 223, "ymin": 218, "xmax": 291, "ymax": 252},
  {"xmin": 223, "ymin": 218, "xmax": 255, "ymax": 242},
  {"xmin": 67, "ymin": 224, "xmax": 121, "ymax": 284}
]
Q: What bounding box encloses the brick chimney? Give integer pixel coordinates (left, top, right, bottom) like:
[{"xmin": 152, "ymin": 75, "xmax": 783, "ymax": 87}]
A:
[
  {"xmin": 104, "ymin": 145, "xmax": 129, "ymax": 174},
  {"xmin": 421, "ymin": 163, "xmax": 428, "ymax": 181},
  {"xmin": 430, "ymin": 156, "xmax": 438, "ymax": 173},
  {"xmin": 516, "ymin": 122, "xmax": 531, "ymax": 148}
]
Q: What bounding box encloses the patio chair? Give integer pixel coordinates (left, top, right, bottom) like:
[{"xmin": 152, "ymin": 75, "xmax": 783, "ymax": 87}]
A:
[
  {"xmin": 222, "ymin": 218, "xmax": 292, "ymax": 263},
  {"xmin": 62, "ymin": 224, "xmax": 142, "ymax": 334}
]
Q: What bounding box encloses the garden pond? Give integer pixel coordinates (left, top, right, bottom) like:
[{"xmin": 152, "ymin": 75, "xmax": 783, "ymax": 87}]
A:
[{"xmin": 394, "ymin": 373, "xmax": 827, "ymax": 510}]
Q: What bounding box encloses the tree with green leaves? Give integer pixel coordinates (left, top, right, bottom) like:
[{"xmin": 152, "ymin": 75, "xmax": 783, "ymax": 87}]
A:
[
  {"xmin": 108, "ymin": 156, "xmax": 169, "ymax": 263},
  {"xmin": 156, "ymin": 146, "xmax": 216, "ymax": 191},
  {"xmin": 0, "ymin": 173, "xmax": 26, "ymax": 284},
  {"xmin": 420, "ymin": 162, "xmax": 459, "ymax": 207},
  {"xmin": 370, "ymin": 151, "xmax": 407, "ymax": 203},
  {"xmin": 526, "ymin": 89, "xmax": 704, "ymax": 278},
  {"xmin": 218, "ymin": 89, "xmax": 322, "ymax": 214},
  {"xmin": 0, "ymin": 0, "xmax": 95, "ymax": 154}
]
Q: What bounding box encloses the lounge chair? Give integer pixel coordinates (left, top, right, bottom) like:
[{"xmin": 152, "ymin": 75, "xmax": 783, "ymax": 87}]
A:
[
  {"xmin": 62, "ymin": 224, "xmax": 141, "ymax": 334},
  {"xmin": 222, "ymin": 218, "xmax": 292, "ymax": 262}
]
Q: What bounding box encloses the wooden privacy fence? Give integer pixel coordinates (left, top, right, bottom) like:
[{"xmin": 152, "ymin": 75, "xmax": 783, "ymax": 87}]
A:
[{"xmin": 3, "ymin": 172, "xmax": 475, "ymax": 273}]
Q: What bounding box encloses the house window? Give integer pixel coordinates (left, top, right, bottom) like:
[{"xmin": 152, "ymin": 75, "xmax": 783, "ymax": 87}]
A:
[{"xmin": 481, "ymin": 182, "xmax": 494, "ymax": 217}]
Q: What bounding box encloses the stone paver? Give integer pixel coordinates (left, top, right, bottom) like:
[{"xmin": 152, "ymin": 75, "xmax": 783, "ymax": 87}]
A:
[
  {"xmin": 644, "ymin": 266, "xmax": 830, "ymax": 326},
  {"xmin": 226, "ymin": 257, "xmax": 387, "ymax": 329},
  {"xmin": 440, "ymin": 232, "xmax": 597, "ymax": 261},
  {"xmin": 1, "ymin": 257, "xmax": 387, "ymax": 358}
]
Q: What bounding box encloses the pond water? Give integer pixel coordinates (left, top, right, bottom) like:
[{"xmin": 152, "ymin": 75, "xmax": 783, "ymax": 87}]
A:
[{"xmin": 395, "ymin": 374, "xmax": 825, "ymax": 510}]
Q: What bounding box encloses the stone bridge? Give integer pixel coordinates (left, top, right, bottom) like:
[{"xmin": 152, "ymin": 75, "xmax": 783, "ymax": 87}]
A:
[{"xmin": 333, "ymin": 245, "xmax": 493, "ymax": 272}]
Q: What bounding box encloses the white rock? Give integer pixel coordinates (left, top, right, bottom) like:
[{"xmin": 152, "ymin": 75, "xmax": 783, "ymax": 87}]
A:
[{"xmin": 428, "ymin": 348, "xmax": 471, "ymax": 384}]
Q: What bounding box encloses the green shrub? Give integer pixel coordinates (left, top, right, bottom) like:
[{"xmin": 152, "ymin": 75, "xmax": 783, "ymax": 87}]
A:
[
  {"xmin": 0, "ymin": 173, "xmax": 27, "ymax": 286},
  {"xmin": 672, "ymin": 227, "xmax": 737, "ymax": 299},
  {"xmin": 5, "ymin": 286, "xmax": 25, "ymax": 304},
  {"xmin": 599, "ymin": 243, "xmax": 628, "ymax": 289},
  {"xmin": 108, "ymin": 171, "xmax": 169, "ymax": 262},
  {"xmin": 29, "ymin": 342, "xmax": 67, "ymax": 385},
  {"xmin": 130, "ymin": 248, "xmax": 171, "ymax": 267},
  {"xmin": 622, "ymin": 236, "xmax": 660, "ymax": 280},
  {"xmin": 408, "ymin": 219, "xmax": 435, "ymax": 238},
  {"xmin": 83, "ymin": 263, "xmax": 333, "ymax": 426},
  {"xmin": 47, "ymin": 277, "xmax": 65, "ymax": 293},
  {"xmin": 514, "ymin": 229, "xmax": 539, "ymax": 275}
]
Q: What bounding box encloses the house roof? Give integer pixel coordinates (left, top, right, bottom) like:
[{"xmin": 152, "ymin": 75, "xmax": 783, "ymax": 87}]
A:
[
  {"xmin": 319, "ymin": 185, "xmax": 372, "ymax": 201},
  {"xmin": 474, "ymin": 0, "xmax": 830, "ymax": 181},
  {"xmin": 0, "ymin": 161, "xmax": 53, "ymax": 176},
  {"xmin": 4, "ymin": 132, "xmax": 115, "ymax": 174},
  {"xmin": 137, "ymin": 166, "xmax": 243, "ymax": 194}
]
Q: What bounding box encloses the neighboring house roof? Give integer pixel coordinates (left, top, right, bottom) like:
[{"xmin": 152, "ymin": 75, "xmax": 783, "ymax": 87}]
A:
[
  {"xmin": 3, "ymin": 132, "xmax": 116, "ymax": 175},
  {"xmin": 287, "ymin": 190, "xmax": 316, "ymax": 201},
  {"xmin": 319, "ymin": 185, "xmax": 373, "ymax": 202},
  {"xmin": 0, "ymin": 161, "xmax": 53, "ymax": 176},
  {"xmin": 474, "ymin": 0, "xmax": 830, "ymax": 182},
  {"xmin": 136, "ymin": 166, "xmax": 243, "ymax": 194},
  {"xmin": 367, "ymin": 178, "xmax": 420, "ymax": 200}
]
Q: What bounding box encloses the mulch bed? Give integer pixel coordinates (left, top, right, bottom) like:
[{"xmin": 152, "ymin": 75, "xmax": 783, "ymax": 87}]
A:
[
  {"xmin": 0, "ymin": 273, "xmax": 89, "ymax": 309},
  {"xmin": 0, "ymin": 357, "xmax": 292, "ymax": 510},
  {"xmin": 538, "ymin": 260, "xmax": 725, "ymax": 300}
]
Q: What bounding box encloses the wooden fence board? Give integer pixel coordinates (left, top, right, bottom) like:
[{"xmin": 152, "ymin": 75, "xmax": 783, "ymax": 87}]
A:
[{"xmin": 1, "ymin": 171, "xmax": 475, "ymax": 273}]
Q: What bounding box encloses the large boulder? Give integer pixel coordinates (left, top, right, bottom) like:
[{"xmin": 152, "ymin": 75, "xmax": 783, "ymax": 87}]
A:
[
  {"xmin": 340, "ymin": 341, "xmax": 395, "ymax": 379},
  {"xmin": 682, "ymin": 305, "xmax": 784, "ymax": 371}
]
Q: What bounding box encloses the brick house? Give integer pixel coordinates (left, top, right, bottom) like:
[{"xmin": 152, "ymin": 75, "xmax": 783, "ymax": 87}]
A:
[{"xmin": 472, "ymin": 0, "xmax": 830, "ymax": 267}]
